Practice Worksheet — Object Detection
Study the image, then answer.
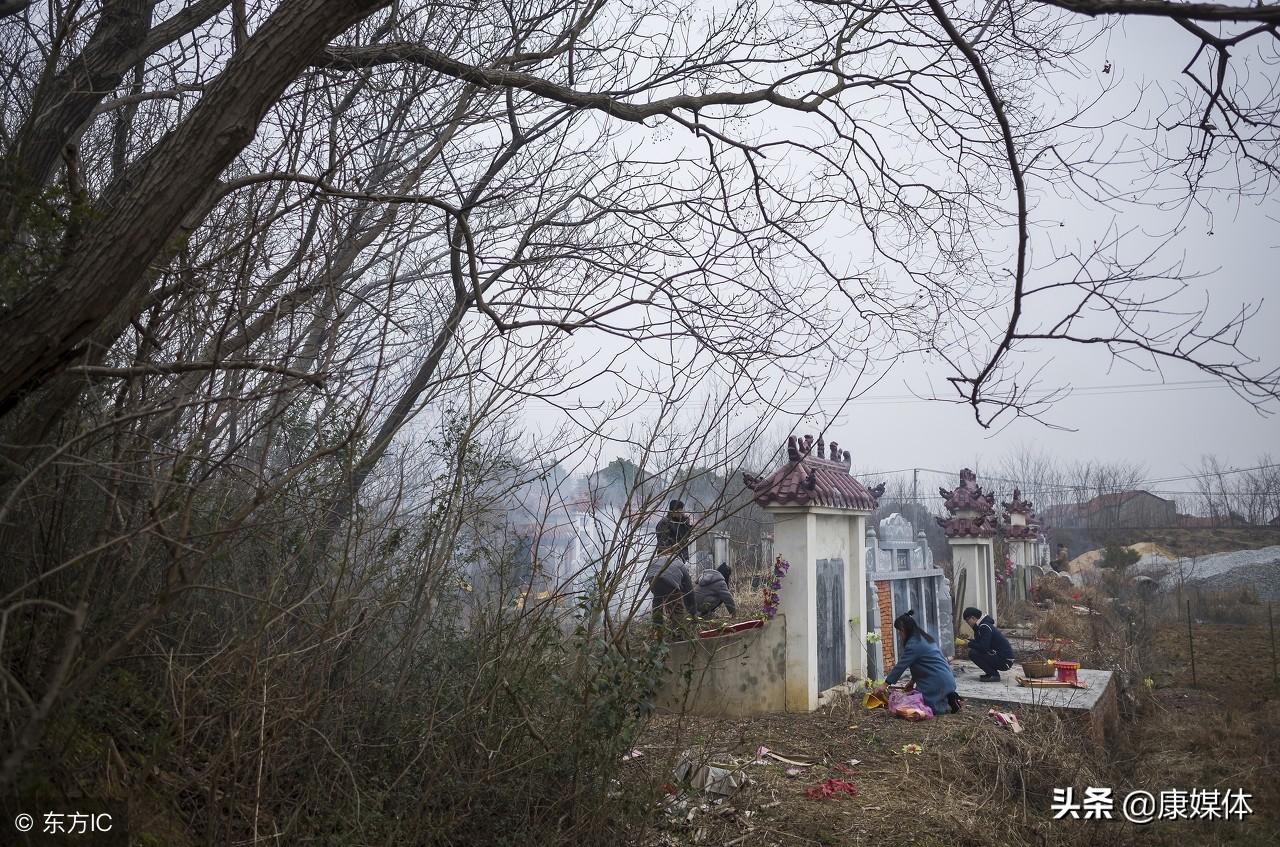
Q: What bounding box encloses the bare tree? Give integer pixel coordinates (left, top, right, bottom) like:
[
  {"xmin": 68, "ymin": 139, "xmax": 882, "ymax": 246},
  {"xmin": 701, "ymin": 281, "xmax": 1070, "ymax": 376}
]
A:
[
  {"xmin": 0, "ymin": 1, "xmax": 1278, "ymax": 839},
  {"xmin": 1192, "ymin": 453, "xmax": 1280, "ymax": 524}
]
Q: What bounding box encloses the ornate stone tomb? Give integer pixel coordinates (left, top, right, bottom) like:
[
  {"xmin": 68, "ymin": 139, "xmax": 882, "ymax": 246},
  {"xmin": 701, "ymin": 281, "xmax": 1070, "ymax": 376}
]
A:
[{"xmin": 864, "ymin": 513, "xmax": 954, "ymax": 679}]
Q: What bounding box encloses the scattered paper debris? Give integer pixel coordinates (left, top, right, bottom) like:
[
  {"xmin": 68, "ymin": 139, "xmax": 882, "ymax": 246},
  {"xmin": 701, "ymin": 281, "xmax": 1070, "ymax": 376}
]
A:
[
  {"xmin": 987, "ymin": 708, "xmax": 1024, "ymax": 733},
  {"xmin": 804, "ymin": 778, "xmax": 857, "ymax": 800},
  {"xmin": 754, "ymin": 745, "xmax": 814, "ymax": 767},
  {"xmin": 621, "ymin": 748, "xmax": 644, "ymax": 762},
  {"xmin": 673, "ymin": 753, "xmax": 747, "ymax": 797}
]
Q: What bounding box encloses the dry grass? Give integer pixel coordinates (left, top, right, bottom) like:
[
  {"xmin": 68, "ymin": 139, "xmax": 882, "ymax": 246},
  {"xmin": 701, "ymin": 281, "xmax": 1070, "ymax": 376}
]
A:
[
  {"xmin": 625, "ymin": 696, "xmax": 1136, "ymax": 847},
  {"xmin": 627, "ymin": 695, "xmax": 1010, "ymax": 846},
  {"xmin": 1037, "ymin": 607, "xmax": 1079, "ymax": 642},
  {"xmin": 622, "ymin": 603, "xmax": 1279, "ymax": 846}
]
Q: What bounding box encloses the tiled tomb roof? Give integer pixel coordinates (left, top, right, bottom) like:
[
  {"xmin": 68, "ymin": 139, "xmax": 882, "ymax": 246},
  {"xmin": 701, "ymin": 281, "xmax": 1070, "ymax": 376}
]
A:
[{"xmin": 743, "ymin": 434, "xmax": 878, "ymax": 511}]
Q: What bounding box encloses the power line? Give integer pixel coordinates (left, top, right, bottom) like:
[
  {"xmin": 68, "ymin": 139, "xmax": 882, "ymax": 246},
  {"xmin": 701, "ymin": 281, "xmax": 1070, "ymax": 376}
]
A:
[
  {"xmin": 540, "ymin": 378, "xmax": 1229, "ymax": 410},
  {"xmin": 1141, "ymin": 463, "xmax": 1280, "ymax": 485},
  {"xmin": 859, "ymin": 462, "xmax": 1280, "ymax": 491}
]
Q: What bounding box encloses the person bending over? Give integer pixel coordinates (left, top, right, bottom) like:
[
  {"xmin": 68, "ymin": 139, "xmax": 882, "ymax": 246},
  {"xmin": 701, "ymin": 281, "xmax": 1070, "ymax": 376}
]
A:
[
  {"xmin": 646, "ymin": 555, "xmax": 696, "ymax": 628},
  {"xmin": 880, "ymin": 611, "xmax": 962, "ymax": 715},
  {"xmin": 693, "ymin": 564, "xmax": 737, "ymax": 618}
]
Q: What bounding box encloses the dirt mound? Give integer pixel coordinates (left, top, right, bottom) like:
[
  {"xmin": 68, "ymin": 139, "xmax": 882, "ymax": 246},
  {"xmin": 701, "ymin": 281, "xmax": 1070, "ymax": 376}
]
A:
[
  {"xmin": 1068, "ymin": 541, "xmax": 1175, "ymax": 574},
  {"xmin": 1193, "ymin": 559, "xmax": 1280, "ymax": 601}
]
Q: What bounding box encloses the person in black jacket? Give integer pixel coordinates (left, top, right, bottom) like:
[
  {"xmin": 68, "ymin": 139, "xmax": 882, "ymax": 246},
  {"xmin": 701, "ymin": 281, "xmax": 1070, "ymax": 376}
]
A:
[
  {"xmin": 693, "ymin": 564, "xmax": 737, "ymax": 618},
  {"xmin": 963, "ymin": 607, "xmax": 1016, "ymax": 681},
  {"xmin": 655, "ymin": 500, "xmax": 695, "ymax": 562}
]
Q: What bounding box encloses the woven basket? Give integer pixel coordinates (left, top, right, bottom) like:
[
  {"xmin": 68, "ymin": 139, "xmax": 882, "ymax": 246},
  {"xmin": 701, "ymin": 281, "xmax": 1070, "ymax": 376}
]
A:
[{"xmin": 1021, "ymin": 659, "xmax": 1055, "ymax": 679}]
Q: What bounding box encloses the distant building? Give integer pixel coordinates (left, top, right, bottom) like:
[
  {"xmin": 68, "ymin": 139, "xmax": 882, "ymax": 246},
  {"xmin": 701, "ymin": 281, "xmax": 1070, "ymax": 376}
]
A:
[
  {"xmin": 505, "ymin": 503, "xmax": 659, "ymax": 621},
  {"xmin": 1042, "ymin": 490, "xmax": 1175, "ymax": 528}
]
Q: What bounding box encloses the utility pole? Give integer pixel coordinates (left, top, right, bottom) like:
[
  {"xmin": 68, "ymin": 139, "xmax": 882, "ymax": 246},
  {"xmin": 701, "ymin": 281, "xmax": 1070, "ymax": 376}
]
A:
[{"xmin": 912, "ymin": 468, "xmax": 919, "ymax": 531}]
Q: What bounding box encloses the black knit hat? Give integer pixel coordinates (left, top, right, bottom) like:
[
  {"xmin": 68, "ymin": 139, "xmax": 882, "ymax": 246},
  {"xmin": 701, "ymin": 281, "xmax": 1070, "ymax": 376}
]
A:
[{"xmin": 669, "ymin": 499, "xmax": 685, "ymax": 510}]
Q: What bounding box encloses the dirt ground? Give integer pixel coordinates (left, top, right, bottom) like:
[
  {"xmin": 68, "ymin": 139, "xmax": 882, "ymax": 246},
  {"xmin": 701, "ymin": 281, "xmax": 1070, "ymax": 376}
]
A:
[
  {"xmin": 622, "ymin": 619, "xmax": 1279, "ymax": 846},
  {"xmin": 1089, "ymin": 527, "xmax": 1280, "ymax": 559}
]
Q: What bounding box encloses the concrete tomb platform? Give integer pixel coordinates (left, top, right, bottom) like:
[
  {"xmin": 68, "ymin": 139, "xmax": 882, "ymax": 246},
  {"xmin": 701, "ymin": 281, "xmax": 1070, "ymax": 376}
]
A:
[{"xmin": 946, "ymin": 659, "xmax": 1119, "ymax": 744}]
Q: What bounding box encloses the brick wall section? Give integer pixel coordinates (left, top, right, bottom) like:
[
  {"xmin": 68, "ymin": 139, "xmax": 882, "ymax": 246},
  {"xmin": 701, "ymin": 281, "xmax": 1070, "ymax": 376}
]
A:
[{"xmin": 876, "ymin": 581, "xmax": 895, "ymax": 671}]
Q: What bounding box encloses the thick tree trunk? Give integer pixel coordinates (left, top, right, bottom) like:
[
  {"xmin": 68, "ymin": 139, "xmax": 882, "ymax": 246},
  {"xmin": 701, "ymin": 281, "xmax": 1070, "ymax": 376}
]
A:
[
  {"xmin": 0, "ymin": 1, "xmax": 152, "ymax": 243},
  {"xmin": 0, "ymin": 0, "xmax": 388, "ymax": 415},
  {"xmin": 0, "ymin": 0, "xmax": 230, "ymax": 243}
]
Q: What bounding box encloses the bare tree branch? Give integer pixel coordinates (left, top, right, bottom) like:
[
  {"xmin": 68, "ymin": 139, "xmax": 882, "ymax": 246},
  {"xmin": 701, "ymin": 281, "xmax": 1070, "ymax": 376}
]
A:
[
  {"xmin": 66, "ymin": 360, "xmax": 327, "ymax": 386},
  {"xmin": 1032, "ymin": 0, "xmax": 1280, "ymax": 23}
]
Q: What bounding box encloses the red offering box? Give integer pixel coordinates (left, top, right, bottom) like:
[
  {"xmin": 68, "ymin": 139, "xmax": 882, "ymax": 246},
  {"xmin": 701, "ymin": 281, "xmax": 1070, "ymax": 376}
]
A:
[
  {"xmin": 698, "ymin": 619, "xmax": 765, "ymax": 638},
  {"xmin": 1055, "ymin": 661, "xmax": 1080, "ymax": 684}
]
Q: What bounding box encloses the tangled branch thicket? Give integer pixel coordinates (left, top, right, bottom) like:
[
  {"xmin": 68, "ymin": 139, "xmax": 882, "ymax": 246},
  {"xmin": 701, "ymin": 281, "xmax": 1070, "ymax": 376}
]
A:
[{"xmin": 0, "ymin": 0, "xmax": 1277, "ymax": 842}]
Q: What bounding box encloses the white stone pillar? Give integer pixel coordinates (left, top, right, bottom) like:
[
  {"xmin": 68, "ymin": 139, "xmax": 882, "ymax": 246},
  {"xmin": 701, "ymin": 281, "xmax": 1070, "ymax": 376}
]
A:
[
  {"xmin": 712, "ymin": 532, "xmax": 730, "ymax": 571},
  {"xmin": 939, "ymin": 469, "xmax": 1000, "ymax": 628},
  {"xmin": 847, "ymin": 513, "xmax": 869, "ymax": 681},
  {"xmin": 1000, "ymin": 490, "xmax": 1041, "ymax": 605},
  {"xmin": 950, "ymin": 537, "xmax": 997, "ymax": 624},
  {"xmin": 745, "ymin": 433, "xmax": 879, "ymax": 711},
  {"xmin": 770, "ymin": 508, "xmax": 819, "ymax": 711},
  {"xmin": 1008, "ymin": 535, "xmax": 1036, "ymax": 601},
  {"xmin": 767, "ymin": 507, "xmax": 871, "ymax": 708}
]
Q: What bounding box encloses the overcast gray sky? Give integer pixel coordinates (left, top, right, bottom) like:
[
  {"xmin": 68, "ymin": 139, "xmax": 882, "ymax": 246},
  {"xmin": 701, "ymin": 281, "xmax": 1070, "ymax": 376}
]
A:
[
  {"xmin": 866, "ymin": 16, "xmax": 1280, "ymax": 478},
  {"xmin": 511, "ymin": 12, "xmax": 1278, "ymax": 481}
]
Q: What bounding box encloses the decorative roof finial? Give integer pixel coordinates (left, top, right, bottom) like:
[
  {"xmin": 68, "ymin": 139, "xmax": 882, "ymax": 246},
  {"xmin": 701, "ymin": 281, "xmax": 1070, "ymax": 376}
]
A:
[{"xmin": 744, "ymin": 432, "xmax": 877, "ymax": 510}]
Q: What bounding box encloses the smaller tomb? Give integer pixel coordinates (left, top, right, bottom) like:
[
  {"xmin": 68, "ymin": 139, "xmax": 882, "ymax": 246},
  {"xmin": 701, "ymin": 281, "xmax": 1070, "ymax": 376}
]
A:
[
  {"xmin": 938, "ymin": 468, "xmax": 999, "ymax": 627},
  {"xmin": 999, "ymin": 488, "xmax": 1051, "ymax": 602},
  {"xmin": 950, "ymin": 660, "xmax": 1119, "ymax": 746}
]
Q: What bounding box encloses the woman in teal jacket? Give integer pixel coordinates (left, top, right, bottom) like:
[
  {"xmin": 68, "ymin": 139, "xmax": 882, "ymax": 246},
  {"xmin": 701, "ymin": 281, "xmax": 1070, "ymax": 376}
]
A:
[{"xmin": 882, "ymin": 611, "xmax": 962, "ymax": 715}]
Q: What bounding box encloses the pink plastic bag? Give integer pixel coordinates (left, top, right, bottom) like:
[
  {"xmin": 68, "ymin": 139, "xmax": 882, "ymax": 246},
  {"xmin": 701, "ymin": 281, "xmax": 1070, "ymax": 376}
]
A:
[{"xmin": 887, "ymin": 689, "xmax": 935, "ymax": 721}]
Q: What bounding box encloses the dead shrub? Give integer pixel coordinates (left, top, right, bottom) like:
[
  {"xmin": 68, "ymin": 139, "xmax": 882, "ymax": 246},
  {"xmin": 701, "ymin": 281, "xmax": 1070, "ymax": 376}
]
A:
[
  {"xmin": 1193, "ymin": 591, "xmax": 1257, "ymax": 625},
  {"xmin": 1037, "ymin": 607, "xmax": 1077, "ymax": 642},
  {"xmin": 931, "ymin": 710, "xmax": 1105, "ymax": 809},
  {"xmin": 919, "ymin": 711, "xmax": 1128, "ymax": 847},
  {"xmin": 1000, "ymin": 599, "xmax": 1038, "ymax": 626}
]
